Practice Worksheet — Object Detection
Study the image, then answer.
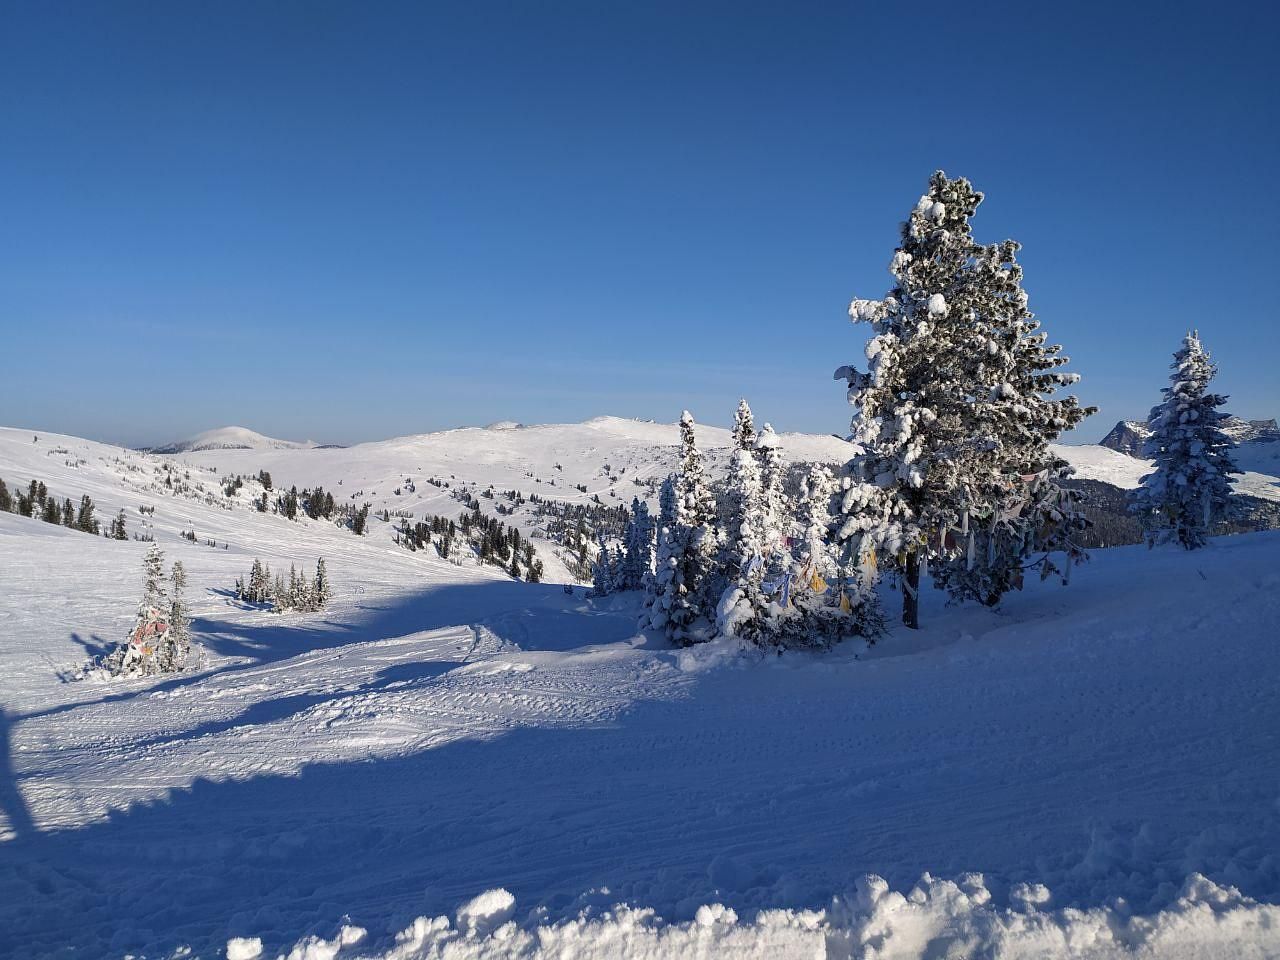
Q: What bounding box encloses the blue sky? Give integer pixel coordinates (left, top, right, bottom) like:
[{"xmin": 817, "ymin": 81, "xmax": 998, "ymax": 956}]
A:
[{"xmin": 1, "ymin": 1, "xmax": 1276, "ymax": 446}]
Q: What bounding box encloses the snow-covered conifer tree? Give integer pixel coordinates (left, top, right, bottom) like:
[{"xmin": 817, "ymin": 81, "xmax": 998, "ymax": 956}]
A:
[
  {"xmin": 591, "ymin": 535, "xmax": 613, "ymax": 597},
  {"xmin": 1130, "ymin": 332, "xmax": 1240, "ymax": 549},
  {"xmin": 314, "ymin": 558, "xmax": 329, "ymax": 606},
  {"xmin": 633, "ymin": 498, "xmax": 657, "ymax": 594},
  {"xmin": 89, "ymin": 543, "xmax": 186, "ymax": 678},
  {"xmin": 931, "ymin": 237, "xmax": 1095, "ymax": 605},
  {"xmin": 714, "ymin": 445, "xmax": 770, "ymax": 640},
  {"xmin": 618, "ymin": 498, "xmax": 654, "ymax": 591},
  {"xmin": 835, "ymin": 171, "xmax": 987, "ymax": 628},
  {"xmin": 142, "ymin": 542, "xmax": 167, "ymax": 609},
  {"xmin": 643, "ymin": 476, "xmax": 679, "ymax": 627},
  {"xmin": 656, "ymin": 412, "xmax": 717, "ymax": 642},
  {"xmin": 165, "ymin": 561, "xmax": 191, "ymax": 670},
  {"xmin": 732, "ymin": 398, "xmax": 756, "ymax": 452},
  {"xmin": 755, "ymin": 424, "xmax": 789, "ymax": 560}
]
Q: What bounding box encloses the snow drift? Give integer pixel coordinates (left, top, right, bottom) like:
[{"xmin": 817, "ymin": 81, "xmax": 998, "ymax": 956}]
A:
[{"xmin": 254, "ymin": 873, "xmax": 1280, "ymax": 959}]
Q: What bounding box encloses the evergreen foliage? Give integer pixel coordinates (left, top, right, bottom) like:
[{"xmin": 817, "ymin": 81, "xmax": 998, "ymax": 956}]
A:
[{"xmin": 1130, "ymin": 332, "xmax": 1241, "ymax": 549}]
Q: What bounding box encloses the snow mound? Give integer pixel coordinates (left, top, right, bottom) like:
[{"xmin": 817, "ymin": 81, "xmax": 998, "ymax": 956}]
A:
[
  {"xmin": 151, "ymin": 425, "xmax": 319, "ymax": 453},
  {"xmin": 225, "ymin": 936, "xmax": 264, "ymax": 959},
  {"xmin": 269, "ymin": 874, "xmax": 1280, "ymax": 959},
  {"xmin": 484, "ymin": 421, "xmax": 525, "ymax": 431},
  {"xmin": 456, "ymin": 889, "xmax": 517, "ymax": 937}
]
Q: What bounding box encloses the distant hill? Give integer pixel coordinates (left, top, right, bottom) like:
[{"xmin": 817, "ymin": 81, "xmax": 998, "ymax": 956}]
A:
[{"xmin": 148, "ymin": 426, "xmax": 331, "ymax": 454}]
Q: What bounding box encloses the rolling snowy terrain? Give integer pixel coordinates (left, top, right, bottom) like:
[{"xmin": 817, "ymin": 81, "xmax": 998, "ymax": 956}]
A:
[{"xmin": 1, "ymin": 424, "xmax": 1279, "ymax": 959}]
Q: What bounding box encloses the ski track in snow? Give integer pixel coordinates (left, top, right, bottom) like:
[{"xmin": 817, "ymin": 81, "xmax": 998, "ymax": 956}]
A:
[{"xmin": 0, "ymin": 426, "xmax": 1279, "ymax": 958}]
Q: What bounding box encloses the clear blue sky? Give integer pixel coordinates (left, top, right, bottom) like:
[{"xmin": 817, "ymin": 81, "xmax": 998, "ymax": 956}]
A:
[{"xmin": 2, "ymin": 1, "xmax": 1276, "ymax": 447}]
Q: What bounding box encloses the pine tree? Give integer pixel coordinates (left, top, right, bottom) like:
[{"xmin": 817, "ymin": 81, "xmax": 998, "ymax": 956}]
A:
[
  {"xmin": 643, "ymin": 476, "xmax": 678, "ymax": 626},
  {"xmin": 1130, "ymin": 332, "xmax": 1240, "ymax": 549},
  {"xmin": 714, "ymin": 445, "xmax": 770, "ymax": 640},
  {"xmin": 0, "ymin": 479, "xmax": 10, "ymax": 512},
  {"xmin": 314, "ymin": 558, "xmax": 329, "ymax": 607},
  {"xmin": 591, "ymin": 535, "xmax": 613, "ymax": 597},
  {"xmin": 41, "ymin": 497, "xmax": 60, "ymax": 524},
  {"xmin": 61, "ymin": 498, "xmax": 75, "ymax": 527},
  {"xmin": 930, "ymin": 237, "xmax": 1095, "ymax": 605},
  {"xmin": 755, "ymin": 424, "xmax": 789, "ymax": 562},
  {"xmin": 829, "ymin": 168, "xmax": 998, "ymax": 627},
  {"xmin": 663, "ymin": 411, "xmax": 718, "ymax": 641},
  {"xmin": 142, "ymin": 542, "xmax": 168, "ymax": 608},
  {"xmin": 91, "ymin": 543, "xmax": 182, "ymax": 677},
  {"xmin": 731, "ymin": 398, "xmax": 756, "ymax": 452},
  {"xmin": 167, "ymin": 561, "xmax": 191, "ymax": 669},
  {"xmin": 112, "ymin": 509, "xmax": 128, "ymax": 540},
  {"xmin": 619, "ymin": 497, "xmax": 655, "ymax": 591},
  {"xmin": 76, "ymin": 494, "xmax": 98, "ymax": 534}
]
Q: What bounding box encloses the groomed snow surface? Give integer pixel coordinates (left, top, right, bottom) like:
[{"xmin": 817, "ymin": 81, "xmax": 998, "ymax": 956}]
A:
[{"xmin": 0, "ymin": 426, "xmax": 1278, "ymax": 958}]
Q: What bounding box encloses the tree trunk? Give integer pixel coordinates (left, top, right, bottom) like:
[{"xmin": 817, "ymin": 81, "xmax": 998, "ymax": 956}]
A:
[{"xmin": 902, "ymin": 551, "xmax": 920, "ymax": 629}]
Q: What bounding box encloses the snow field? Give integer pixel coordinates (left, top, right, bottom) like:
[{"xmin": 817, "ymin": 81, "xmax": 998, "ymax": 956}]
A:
[{"xmin": 1, "ymin": 425, "xmax": 1279, "ymax": 958}]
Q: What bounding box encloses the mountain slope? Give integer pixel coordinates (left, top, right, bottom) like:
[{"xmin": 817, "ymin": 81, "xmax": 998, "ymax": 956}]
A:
[{"xmin": 0, "ymin": 420, "xmax": 1278, "ymax": 958}]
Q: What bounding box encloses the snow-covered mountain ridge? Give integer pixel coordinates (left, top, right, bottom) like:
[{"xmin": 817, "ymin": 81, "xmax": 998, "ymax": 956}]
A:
[
  {"xmin": 1099, "ymin": 415, "xmax": 1279, "ymax": 457},
  {"xmin": 154, "ymin": 415, "xmax": 1280, "ymax": 507}
]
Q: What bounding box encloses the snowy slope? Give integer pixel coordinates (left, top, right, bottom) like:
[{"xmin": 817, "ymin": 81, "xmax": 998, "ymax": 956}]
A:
[
  {"xmin": 1, "ymin": 425, "xmax": 1279, "ymax": 958},
  {"xmin": 150, "ymin": 425, "xmax": 323, "ymax": 453},
  {"xmin": 1055, "ymin": 441, "xmax": 1280, "ymax": 502}
]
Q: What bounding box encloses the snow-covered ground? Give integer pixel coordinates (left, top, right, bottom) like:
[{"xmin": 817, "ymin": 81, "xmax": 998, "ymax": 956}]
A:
[
  {"xmin": 1052, "ymin": 440, "xmax": 1280, "ymax": 503},
  {"xmin": 1, "ymin": 425, "xmax": 1279, "ymax": 958}
]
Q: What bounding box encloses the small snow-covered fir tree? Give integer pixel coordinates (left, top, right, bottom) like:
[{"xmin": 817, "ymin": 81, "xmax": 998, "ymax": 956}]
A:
[
  {"xmin": 656, "ymin": 412, "xmax": 718, "ymax": 643},
  {"xmin": 731, "ymin": 398, "xmax": 756, "ymax": 452},
  {"xmin": 714, "ymin": 445, "xmax": 770, "ymax": 640},
  {"xmin": 643, "ymin": 476, "xmax": 679, "ymax": 627},
  {"xmin": 90, "ymin": 543, "xmax": 188, "ymax": 678},
  {"xmin": 1130, "ymin": 332, "xmax": 1240, "ymax": 549},
  {"xmin": 755, "ymin": 424, "xmax": 789, "ymax": 562},
  {"xmin": 165, "ymin": 561, "xmax": 191, "ymax": 671},
  {"xmin": 314, "ymin": 558, "xmax": 329, "ymax": 606},
  {"xmin": 591, "ymin": 535, "xmax": 614, "ymax": 597},
  {"xmin": 617, "ymin": 497, "xmax": 655, "ymax": 592}
]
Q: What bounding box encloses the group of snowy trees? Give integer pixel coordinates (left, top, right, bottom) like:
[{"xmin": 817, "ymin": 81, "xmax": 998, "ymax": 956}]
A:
[
  {"xmin": 592, "ymin": 403, "xmax": 886, "ymax": 648},
  {"xmin": 87, "ymin": 544, "xmax": 193, "ymax": 678},
  {"xmin": 1, "ymin": 480, "xmax": 104, "ymax": 536},
  {"xmin": 235, "ymin": 557, "xmax": 330, "ymax": 613},
  {"xmin": 595, "ymin": 171, "xmax": 1110, "ymax": 641},
  {"xmin": 394, "ymin": 504, "xmax": 546, "ymax": 581},
  {"xmin": 1129, "ymin": 332, "xmax": 1241, "ymax": 549}
]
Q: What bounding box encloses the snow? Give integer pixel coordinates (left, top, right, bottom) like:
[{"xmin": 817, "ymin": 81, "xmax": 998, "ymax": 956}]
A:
[
  {"xmin": 1053, "ymin": 441, "xmax": 1280, "ymax": 502},
  {"xmin": 226, "ymin": 936, "xmax": 264, "ymax": 959},
  {"xmin": 1, "ymin": 424, "xmax": 1280, "ymax": 958},
  {"xmin": 239, "ymin": 873, "xmax": 1280, "ymax": 959}
]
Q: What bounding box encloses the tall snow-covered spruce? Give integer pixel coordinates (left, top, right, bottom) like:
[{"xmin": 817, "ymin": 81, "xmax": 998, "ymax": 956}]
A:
[
  {"xmin": 714, "ymin": 427, "xmax": 769, "ymax": 641},
  {"xmin": 1130, "ymin": 332, "xmax": 1240, "ymax": 549},
  {"xmin": 645, "ymin": 412, "xmax": 720, "ymax": 644},
  {"xmin": 836, "ymin": 171, "xmax": 1093, "ymax": 626},
  {"xmin": 836, "ymin": 171, "xmax": 985, "ymax": 629}
]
